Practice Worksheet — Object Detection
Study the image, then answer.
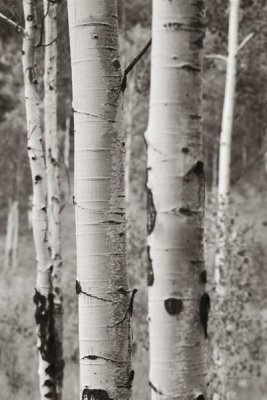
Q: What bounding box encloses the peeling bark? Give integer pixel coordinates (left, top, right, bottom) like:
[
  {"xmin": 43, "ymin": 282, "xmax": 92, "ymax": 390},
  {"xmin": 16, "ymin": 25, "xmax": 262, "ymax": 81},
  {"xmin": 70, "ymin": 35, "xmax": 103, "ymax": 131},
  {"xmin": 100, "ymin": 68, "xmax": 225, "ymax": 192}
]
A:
[
  {"xmin": 43, "ymin": 0, "xmax": 64, "ymax": 396},
  {"xmin": 22, "ymin": 1, "xmax": 57, "ymax": 398},
  {"xmin": 67, "ymin": 1, "xmax": 133, "ymax": 399},
  {"xmin": 145, "ymin": 0, "xmax": 207, "ymax": 398}
]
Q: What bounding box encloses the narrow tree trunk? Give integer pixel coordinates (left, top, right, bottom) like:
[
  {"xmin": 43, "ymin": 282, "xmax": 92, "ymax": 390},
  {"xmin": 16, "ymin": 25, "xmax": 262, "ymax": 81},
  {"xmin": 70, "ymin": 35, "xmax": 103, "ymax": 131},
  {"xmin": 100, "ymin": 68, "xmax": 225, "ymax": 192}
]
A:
[
  {"xmin": 64, "ymin": 116, "xmax": 70, "ymax": 169},
  {"xmin": 67, "ymin": 1, "xmax": 133, "ymax": 399},
  {"xmin": 212, "ymin": 140, "xmax": 218, "ymax": 198},
  {"xmin": 145, "ymin": 1, "xmax": 207, "ymax": 399},
  {"xmin": 22, "ymin": 1, "xmax": 57, "ymax": 398},
  {"xmin": 213, "ymin": 1, "xmax": 240, "ymax": 399},
  {"xmin": 43, "ymin": 0, "xmax": 64, "ymax": 396},
  {"xmin": 5, "ymin": 199, "xmax": 19, "ymax": 271}
]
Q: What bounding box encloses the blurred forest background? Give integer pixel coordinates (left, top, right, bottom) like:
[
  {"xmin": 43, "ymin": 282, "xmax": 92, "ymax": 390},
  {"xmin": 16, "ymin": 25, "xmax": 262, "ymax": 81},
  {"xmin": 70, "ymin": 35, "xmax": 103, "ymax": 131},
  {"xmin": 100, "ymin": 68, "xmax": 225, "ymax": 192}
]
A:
[{"xmin": 0, "ymin": 0, "xmax": 267, "ymax": 399}]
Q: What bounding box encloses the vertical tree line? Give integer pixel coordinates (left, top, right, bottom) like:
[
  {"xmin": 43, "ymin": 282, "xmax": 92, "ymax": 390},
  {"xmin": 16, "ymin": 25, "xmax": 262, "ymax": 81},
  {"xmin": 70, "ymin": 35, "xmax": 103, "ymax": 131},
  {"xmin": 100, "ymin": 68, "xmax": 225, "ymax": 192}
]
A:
[
  {"xmin": 67, "ymin": 0, "xmax": 133, "ymax": 399},
  {"xmin": 146, "ymin": 0, "xmax": 207, "ymax": 398},
  {"xmin": 43, "ymin": 0, "xmax": 64, "ymax": 397},
  {"xmin": 21, "ymin": 1, "xmax": 58, "ymax": 398}
]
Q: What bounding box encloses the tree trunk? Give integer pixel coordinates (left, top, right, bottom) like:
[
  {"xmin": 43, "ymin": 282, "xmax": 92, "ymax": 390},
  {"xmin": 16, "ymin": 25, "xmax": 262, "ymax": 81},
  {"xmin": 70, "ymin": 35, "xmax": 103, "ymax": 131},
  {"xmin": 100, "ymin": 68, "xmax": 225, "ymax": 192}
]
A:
[
  {"xmin": 43, "ymin": 0, "xmax": 64, "ymax": 397},
  {"xmin": 212, "ymin": 140, "xmax": 218, "ymax": 198},
  {"xmin": 67, "ymin": 1, "xmax": 133, "ymax": 399},
  {"xmin": 64, "ymin": 116, "xmax": 70, "ymax": 170},
  {"xmin": 4, "ymin": 199, "xmax": 19, "ymax": 271},
  {"xmin": 22, "ymin": 1, "xmax": 57, "ymax": 399},
  {"xmin": 213, "ymin": 1, "xmax": 240, "ymax": 399},
  {"xmin": 145, "ymin": 1, "xmax": 207, "ymax": 399}
]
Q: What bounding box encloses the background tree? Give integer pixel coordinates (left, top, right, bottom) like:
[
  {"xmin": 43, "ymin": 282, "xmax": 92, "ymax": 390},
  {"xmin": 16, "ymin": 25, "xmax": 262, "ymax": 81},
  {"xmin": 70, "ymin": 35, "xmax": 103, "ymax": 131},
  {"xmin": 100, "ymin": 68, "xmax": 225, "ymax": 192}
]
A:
[
  {"xmin": 213, "ymin": 2, "xmax": 241, "ymax": 398},
  {"xmin": 21, "ymin": 1, "xmax": 58, "ymax": 398},
  {"xmin": 43, "ymin": 0, "xmax": 65, "ymax": 396}
]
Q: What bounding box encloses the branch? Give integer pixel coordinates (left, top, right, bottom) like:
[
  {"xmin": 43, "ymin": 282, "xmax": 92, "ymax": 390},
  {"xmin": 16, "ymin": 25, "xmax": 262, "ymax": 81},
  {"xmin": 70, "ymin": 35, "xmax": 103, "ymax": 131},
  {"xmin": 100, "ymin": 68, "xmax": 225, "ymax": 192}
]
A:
[
  {"xmin": 38, "ymin": 24, "xmax": 67, "ymax": 47},
  {"xmin": 204, "ymin": 54, "xmax": 227, "ymax": 63},
  {"xmin": 121, "ymin": 38, "xmax": 152, "ymax": 92},
  {"xmin": 237, "ymin": 32, "xmax": 256, "ymax": 53},
  {"xmin": 0, "ymin": 12, "xmax": 24, "ymax": 34},
  {"xmin": 35, "ymin": 2, "xmax": 50, "ymax": 48}
]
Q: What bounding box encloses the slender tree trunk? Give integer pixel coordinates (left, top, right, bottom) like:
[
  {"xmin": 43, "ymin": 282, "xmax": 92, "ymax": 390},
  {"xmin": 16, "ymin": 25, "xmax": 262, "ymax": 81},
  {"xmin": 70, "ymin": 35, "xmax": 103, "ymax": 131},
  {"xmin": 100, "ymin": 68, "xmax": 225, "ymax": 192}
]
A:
[
  {"xmin": 64, "ymin": 116, "xmax": 70, "ymax": 170},
  {"xmin": 212, "ymin": 140, "xmax": 218, "ymax": 197},
  {"xmin": 22, "ymin": 1, "xmax": 57, "ymax": 399},
  {"xmin": 67, "ymin": 1, "xmax": 133, "ymax": 399},
  {"xmin": 43, "ymin": 0, "xmax": 64, "ymax": 396},
  {"xmin": 145, "ymin": 1, "xmax": 207, "ymax": 399},
  {"xmin": 213, "ymin": 1, "xmax": 240, "ymax": 399},
  {"xmin": 5, "ymin": 199, "xmax": 19, "ymax": 271}
]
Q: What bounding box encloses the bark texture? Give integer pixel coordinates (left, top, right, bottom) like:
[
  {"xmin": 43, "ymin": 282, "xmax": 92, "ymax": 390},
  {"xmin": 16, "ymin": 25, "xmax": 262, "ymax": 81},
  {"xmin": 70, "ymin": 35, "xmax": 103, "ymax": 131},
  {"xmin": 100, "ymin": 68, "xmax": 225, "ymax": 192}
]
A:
[
  {"xmin": 22, "ymin": 1, "xmax": 57, "ymax": 399},
  {"xmin": 43, "ymin": 0, "xmax": 64, "ymax": 396},
  {"xmin": 67, "ymin": 1, "xmax": 133, "ymax": 399},
  {"xmin": 213, "ymin": 1, "xmax": 240, "ymax": 399},
  {"xmin": 145, "ymin": 1, "xmax": 207, "ymax": 399}
]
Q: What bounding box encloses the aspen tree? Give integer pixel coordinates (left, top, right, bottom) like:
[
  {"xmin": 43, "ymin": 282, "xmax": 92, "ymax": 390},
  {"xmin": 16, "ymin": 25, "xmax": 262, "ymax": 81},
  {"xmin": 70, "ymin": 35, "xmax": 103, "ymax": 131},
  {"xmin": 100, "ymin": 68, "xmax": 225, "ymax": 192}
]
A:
[
  {"xmin": 64, "ymin": 116, "xmax": 70, "ymax": 170},
  {"xmin": 43, "ymin": 0, "xmax": 64, "ymax": 396},
  {"xmin": 145, "ymin": 1, "xmax": 208, "ymax": 399},
  {"xmin": 67, "ymin": 1, "xmax": 133, "ymax": 399},
  {"xmin": 213, "ymin": 1, "xmax": 240, "ymax": 399},
  {"xmin": 22, "ymin": 1, "xmax": 57, "ymax": 398}
]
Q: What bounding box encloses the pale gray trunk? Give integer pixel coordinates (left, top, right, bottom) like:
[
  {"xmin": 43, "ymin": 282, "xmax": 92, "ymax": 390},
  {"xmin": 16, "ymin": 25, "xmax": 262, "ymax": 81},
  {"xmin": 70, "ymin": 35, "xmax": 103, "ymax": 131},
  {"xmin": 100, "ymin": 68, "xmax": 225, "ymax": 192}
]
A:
[
  {"xmin": 22, "ymin": 1, "xmax": 57, "ymax": 398},
  {"xmin": 67, "ymin": 1, "xmax": 133, "ymax": 399},
  {"xmin": 43, "ymin": 0, "xmax": 64, "ymax": 396},
  {"xmin": 145, "ymin": 1, "xmax": 207, "ymax": 399}
]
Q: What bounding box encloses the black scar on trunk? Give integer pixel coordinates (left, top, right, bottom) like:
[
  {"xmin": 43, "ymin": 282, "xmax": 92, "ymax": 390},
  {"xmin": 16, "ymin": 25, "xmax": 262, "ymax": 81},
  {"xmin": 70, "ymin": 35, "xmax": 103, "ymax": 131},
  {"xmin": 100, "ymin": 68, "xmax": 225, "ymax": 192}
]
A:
[
  {"xmin": 196, "ymin": 395, "xmax": 205, "ymax": 400},
  {"xmin": 164, "ymin": 298, "xmax": 183, "ymax": 315},
  {"xmin": 199, "ymin": 293, "xmax": 210, "ymax": 338},
  {"xmin": 82, "ymin": 388, "xmax": 113, "ymax": 400},
  {"xmin": 147, "ymin": 246, "xmax": 154, "ymax": 287},
  {"xmin": 33, "ymin": 289, "xmax": 64, "ymax": 397},
  {"xmin": 75, "ymin": 280, "xmax": 82, "ymax": 294},
  {"xmin": 200, "ymin": 270, "xmax": 207, "ymax": 284},
  {"xmin": 147, "ymin": 188, "xmax": 157, "ymax": 235}
]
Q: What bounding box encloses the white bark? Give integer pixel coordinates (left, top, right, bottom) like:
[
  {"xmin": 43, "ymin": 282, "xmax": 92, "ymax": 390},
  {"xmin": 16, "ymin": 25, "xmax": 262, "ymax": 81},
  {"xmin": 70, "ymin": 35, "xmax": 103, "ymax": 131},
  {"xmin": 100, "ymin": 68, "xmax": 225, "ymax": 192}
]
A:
[
  {"xmin": 145, "ymin": 1, "xmax": 207, "ymax": 399},
  {"xmin": 67, "ymin": 1, "xmax": 133, "ymax": 399},
  {"xmin": 212, "ymin": 141, "xmax": 218, "ymax": 197},
  {"xmin": 213, "ymin": 1, "xmax": 240, "ymax": 399},
  {"xmin": 22, "ymin": 1, "xmax": 57, "ymax": 399},
  {"xmin": 43, "ymin": 0, "xmax": 64, "ymax": 396},
  {"xmin": 4, "ymin": 199, "xmax": 19, "ymax": 271}
]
